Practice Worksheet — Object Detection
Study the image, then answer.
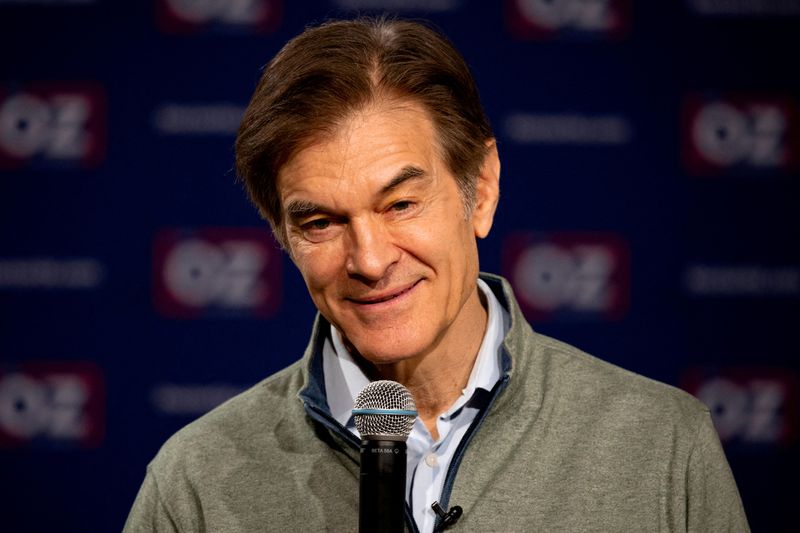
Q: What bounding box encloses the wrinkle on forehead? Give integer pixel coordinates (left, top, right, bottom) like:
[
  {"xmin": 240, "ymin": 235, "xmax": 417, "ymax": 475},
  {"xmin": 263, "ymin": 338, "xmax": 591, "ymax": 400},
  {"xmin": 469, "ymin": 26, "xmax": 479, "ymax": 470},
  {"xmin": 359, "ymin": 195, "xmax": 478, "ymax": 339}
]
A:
[
  {"xmin": 289, "ymin": 96, "xmax": 438, "ymax": 161},
  {"xmin": 277, "ymin": 98, "xmax": 441, "ymax": 204}
]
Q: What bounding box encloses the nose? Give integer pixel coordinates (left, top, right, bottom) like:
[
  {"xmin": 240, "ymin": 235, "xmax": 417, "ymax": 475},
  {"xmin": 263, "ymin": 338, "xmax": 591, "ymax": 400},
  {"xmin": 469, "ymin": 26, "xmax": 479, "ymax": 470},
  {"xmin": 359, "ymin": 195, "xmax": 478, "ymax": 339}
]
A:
[{"xmin": 345, "ymin": 217, "xmax": 401, "ymax": 281}]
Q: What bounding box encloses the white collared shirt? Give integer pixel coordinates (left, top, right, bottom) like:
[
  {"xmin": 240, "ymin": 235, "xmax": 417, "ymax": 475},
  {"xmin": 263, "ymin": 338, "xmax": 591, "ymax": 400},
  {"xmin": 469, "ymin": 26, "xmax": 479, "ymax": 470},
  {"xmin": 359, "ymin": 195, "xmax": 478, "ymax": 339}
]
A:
[{"xmin": 323, "ymin": 279, "xmax": 509, "ymax": 533}]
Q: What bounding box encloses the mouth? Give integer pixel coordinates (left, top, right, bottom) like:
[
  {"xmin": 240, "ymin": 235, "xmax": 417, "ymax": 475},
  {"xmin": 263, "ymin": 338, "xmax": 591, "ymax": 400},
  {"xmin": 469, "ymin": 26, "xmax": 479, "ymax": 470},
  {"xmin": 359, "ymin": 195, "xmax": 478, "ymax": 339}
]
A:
[{"xmin": 347, "ymin": 280, "xmax": 421, "ymax": 305}]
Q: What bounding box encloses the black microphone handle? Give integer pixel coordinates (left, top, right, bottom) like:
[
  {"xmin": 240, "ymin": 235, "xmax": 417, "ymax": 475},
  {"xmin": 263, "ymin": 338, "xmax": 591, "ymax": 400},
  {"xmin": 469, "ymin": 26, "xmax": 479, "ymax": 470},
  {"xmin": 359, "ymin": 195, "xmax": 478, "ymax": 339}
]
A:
[{"xmin": 359, "ymin": 439, "xmax": 407, "ymax": 533}]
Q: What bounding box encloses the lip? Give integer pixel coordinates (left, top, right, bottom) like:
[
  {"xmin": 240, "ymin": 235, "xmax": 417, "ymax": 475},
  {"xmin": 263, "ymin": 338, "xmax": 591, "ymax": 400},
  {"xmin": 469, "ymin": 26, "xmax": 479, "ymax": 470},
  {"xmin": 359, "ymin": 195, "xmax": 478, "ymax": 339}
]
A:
[{"xmin": 346, "ymin": 280, "xmax": 421, "ymax": 306}]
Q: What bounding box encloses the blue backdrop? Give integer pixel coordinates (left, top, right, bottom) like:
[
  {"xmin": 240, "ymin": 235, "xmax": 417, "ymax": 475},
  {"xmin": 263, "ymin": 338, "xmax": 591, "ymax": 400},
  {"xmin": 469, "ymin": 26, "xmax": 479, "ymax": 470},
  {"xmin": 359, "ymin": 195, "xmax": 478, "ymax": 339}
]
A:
[{"xmin": 1, "ymin": 1, "xmax": 798, "ymax": 531}]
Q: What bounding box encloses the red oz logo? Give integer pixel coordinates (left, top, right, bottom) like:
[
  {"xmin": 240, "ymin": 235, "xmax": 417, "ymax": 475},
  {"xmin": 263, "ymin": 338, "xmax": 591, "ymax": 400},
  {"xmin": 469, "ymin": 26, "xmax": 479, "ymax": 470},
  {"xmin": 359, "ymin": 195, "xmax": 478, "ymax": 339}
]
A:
[
  {"xmin": 506, "ymin": 0, "xmax": 631, "ymax": 39},
  {"xmin": 682, "ymin": 368, "xmax": 798, "ymax": 446},
  {"xmin": 0, "ymin": 362, "xmax": 105, "ymax": 449},
  {"xmin": 503, "ymin": 232, "xmax": 629, "ymax": 320},
  {"xmin": 156, "ymin": 0, "xmax": 282, "ymax": 34},
  {"xmin": 682, "ymin": 94, "xmax": 799, "ymax": 175},
  {"xmin": 153, "ymin": 227, "xmax": 281, "ymax": 318},
  {"xmin": 0, "ymin": 84, "xmax": 105, "ymax": 169}
]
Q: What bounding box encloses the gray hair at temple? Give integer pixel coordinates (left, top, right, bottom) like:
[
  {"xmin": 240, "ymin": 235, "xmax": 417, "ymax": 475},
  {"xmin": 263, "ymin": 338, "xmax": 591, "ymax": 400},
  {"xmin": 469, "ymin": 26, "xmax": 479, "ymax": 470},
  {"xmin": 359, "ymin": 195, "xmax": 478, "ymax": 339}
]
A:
[{"xmin": 235, "ymin": 17, "xmax": 494, "ymax": 249}]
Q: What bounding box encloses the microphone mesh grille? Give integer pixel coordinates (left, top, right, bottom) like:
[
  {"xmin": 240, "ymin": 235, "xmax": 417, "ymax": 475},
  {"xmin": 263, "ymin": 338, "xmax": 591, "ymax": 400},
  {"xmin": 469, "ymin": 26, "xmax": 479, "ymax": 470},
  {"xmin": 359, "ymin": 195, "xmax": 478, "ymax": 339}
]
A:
[{"xmin": 353, "ymin": 380, "xmax": 417, "ymax": 439}]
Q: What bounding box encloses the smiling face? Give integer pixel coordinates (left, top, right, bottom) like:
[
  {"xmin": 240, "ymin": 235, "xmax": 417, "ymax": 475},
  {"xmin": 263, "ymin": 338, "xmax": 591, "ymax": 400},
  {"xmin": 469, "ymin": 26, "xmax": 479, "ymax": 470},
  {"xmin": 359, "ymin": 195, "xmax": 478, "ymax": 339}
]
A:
[{"xmin": 277, "ymin": 99, "xmax": 499, "ymax": 366}]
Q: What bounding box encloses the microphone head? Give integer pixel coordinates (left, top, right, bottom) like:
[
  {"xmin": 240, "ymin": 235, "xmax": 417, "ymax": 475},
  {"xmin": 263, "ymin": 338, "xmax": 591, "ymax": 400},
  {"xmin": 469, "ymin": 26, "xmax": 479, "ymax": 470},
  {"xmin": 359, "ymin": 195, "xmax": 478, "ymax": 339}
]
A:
[{"xmin": 352, "ymin": 380, "xmax": 417, "ymax": 441}]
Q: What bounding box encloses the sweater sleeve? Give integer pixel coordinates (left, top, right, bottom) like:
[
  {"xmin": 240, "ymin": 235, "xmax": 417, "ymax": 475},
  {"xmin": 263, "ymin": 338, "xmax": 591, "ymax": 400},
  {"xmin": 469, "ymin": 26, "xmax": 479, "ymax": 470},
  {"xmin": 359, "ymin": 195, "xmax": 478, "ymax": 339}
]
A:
[
  {"xmin": 123, "ymin": 468, "xmax": 181, "ymax": 533},
  {"xmin": 686, "ymin": 410, "xmax": 750, "ymax": 532}
]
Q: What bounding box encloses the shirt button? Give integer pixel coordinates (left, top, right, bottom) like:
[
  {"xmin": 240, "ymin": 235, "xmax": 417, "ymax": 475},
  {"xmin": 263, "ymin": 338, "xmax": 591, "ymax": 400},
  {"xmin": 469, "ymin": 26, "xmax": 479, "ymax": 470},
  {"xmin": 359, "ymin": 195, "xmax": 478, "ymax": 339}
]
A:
[{"xmin": 425, "ymin": 453, "xmax": 438, "ymax": 468}]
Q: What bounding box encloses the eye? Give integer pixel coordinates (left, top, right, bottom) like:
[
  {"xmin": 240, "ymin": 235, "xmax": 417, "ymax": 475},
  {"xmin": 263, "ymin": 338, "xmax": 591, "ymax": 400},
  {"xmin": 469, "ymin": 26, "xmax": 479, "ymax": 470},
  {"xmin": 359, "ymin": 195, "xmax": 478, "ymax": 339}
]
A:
[
  {"xmin": 390, "ymin": 200, "xmax": 413, "ymax": 212},
  {"xmin": 307, "ymin": 218, "xmax": 331, "ymax": 230},
  {"xmin": 298, "ymin": 216, "xmax": 342, "ymax": 243}
]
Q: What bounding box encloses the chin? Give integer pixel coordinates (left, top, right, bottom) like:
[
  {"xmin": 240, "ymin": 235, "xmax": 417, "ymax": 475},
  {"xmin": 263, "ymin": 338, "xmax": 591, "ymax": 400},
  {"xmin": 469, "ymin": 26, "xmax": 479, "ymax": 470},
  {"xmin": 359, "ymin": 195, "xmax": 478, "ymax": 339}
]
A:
[{"xmin": 349, "ymin": 337, "xmax": 428, "ymax": 367}]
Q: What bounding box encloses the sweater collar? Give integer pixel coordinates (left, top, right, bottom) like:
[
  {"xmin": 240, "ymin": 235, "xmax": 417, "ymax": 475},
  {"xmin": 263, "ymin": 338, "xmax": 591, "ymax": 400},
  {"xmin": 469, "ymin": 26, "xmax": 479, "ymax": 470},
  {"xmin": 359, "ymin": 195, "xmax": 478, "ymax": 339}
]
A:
[
  {"xmin": 298, "ymin": 273, "xmax": 521, "ymax": 417},
  {"xmin": 323, "ymin": 278, "xmax": 509, "ymax": 429}
]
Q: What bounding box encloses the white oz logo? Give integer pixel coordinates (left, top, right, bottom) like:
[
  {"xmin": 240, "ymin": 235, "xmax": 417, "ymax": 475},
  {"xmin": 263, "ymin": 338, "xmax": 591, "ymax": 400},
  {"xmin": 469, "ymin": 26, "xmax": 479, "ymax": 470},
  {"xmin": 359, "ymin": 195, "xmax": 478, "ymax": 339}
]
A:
[
  {"xmin": 163, "ymin": 239, "xmax": 269, "ymax": 308},
  {"xmin": 0, "ymin": 373, "xmax": 89, "ymax": 439},
  {"xmin": 692, "ymin": 102, "xmax": 786, "ymax": 167},
  {"xmin": 697, "ymin": 378, "xmax": 785, "ymax": 443},
  {"xmin": 0, "ymin": 93, "xmax": 91, "ymax": 159},
  {"xmin": 514, "ymin": 243, "xmax": 614, "ymax": 311},
  {"xmin": 518, "ymin": 0, "xmax": 614, "ymax": 30}
]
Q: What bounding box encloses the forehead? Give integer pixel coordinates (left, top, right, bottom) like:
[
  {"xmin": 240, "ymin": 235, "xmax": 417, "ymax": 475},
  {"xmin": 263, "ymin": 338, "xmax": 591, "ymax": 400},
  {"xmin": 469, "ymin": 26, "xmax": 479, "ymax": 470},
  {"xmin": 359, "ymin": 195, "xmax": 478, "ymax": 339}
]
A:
[{"xmin": 276, "ymin": 99, "xmax": 446, "ymax": 201}]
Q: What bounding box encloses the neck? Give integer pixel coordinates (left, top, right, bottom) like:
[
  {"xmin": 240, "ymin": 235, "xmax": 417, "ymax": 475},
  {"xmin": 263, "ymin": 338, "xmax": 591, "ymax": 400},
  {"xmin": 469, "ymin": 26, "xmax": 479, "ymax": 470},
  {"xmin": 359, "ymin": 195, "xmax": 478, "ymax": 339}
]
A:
[{"xmin": 354, "ymin": 285, "xmax": 488, "ymax": 440}]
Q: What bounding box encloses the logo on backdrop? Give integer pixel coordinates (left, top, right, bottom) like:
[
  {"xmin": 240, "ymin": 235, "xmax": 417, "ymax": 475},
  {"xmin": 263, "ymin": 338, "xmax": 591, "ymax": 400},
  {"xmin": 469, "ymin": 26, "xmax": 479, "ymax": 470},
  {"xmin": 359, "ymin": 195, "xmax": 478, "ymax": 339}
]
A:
[
  {"xmin": 0, "ymin": 257, "xmax": 106, "ymax": 290},
  {"xmin": 502, "ymin": 232, "xmax": 630, "ymax": 320},
  {"xmin": 152, "ymin": 102, "xmax": 245, "ymax": 136},
  {"xmin": 156, "ymin": 0, "xmax": 282, "ymax": 34},
  {"xmin": 153, "ymin": 227, "xmax": 281, "ymax": 318},
  {"xmin": 331, "ymin": 0, "xmax": 462, "ymax": 11},
  {"xmin": 683, "ymin": 367, "xmax": 798, "ymax": 447},
  {"xmin": 0, "ymin": 361, "xmax": 105, "ymax": 449},
  {"xmin": 0, "ymin": 83, "xmax": 106, "ymax": 170},
  {"xmin": 682, "ymin": 94, "xmax": 799, "ymax": 176},
  {"xmin": 505, "ymin": 0, "xmax": 631, "ymax": 40},
  {"xmin": 504, "ymin": 112, "xmax": 633, "ymax": 145},
  {"xmin": 686, "ymin": 0, "xmax": 800, "ymax": 16},
  {"xmin": 0, "ymin": 0, "xmax": 98, "ymax": 4},
  {"xmin": 684, "ymin": 263, "xmax": 800, "ymax": 298},
  {"xmin": 150, "ymin": 382, "xmax": 246, "ymax": 416}
]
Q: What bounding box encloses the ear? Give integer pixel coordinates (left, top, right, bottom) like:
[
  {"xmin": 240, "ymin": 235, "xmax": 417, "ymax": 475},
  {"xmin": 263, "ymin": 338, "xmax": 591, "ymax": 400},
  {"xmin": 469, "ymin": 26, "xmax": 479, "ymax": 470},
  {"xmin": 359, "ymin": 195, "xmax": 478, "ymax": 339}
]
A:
[{"xmin": 471, "ymin": 140, "xmax": 500, "ymax": 239}]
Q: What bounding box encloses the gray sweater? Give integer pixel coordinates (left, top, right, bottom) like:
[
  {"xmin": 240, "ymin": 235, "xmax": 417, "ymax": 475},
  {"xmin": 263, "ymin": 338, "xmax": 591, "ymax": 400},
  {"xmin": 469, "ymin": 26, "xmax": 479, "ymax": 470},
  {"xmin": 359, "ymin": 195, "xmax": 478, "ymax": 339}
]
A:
[{"xmin": 124, "ymin": 274, "xmax": 749, "ymax": 532}]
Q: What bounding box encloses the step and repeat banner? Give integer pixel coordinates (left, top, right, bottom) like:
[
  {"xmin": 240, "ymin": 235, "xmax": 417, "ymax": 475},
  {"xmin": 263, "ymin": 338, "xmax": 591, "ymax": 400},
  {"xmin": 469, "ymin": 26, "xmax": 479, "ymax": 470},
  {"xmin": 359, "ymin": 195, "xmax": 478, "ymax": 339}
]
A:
[{"xmin": 1, "ymin": 1, "xmax": 798, "ymax": 531}]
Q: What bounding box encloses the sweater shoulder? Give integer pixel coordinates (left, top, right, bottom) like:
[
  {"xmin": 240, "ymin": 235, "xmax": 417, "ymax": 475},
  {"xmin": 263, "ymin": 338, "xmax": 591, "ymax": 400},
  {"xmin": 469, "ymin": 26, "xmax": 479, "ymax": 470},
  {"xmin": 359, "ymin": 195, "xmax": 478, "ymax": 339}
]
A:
[
  {"xmin": 533, "ymin": 332, "xmax": 709, "ymax": 425},
  {"xmin": 149, "ymin": 360, "xmax": 308, "ymax": 477}
]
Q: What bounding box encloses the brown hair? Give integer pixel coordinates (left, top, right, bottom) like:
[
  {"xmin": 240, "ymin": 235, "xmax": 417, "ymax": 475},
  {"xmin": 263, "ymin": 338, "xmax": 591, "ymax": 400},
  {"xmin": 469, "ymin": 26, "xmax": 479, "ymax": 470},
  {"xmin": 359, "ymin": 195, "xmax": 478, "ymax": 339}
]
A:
[{"xmin": 235, "ymin": 17, "xmax": 493, "ymax": 248}]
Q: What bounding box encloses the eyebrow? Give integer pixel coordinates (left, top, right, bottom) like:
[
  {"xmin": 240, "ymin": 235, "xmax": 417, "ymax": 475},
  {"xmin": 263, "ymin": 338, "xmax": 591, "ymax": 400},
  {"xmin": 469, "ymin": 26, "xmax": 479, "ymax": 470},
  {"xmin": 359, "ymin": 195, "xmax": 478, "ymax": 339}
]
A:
[
  {"xmin": 284, "ymin": 165, "xmax": 430, "ymax": 223},
  {"xmin": 380, "ymin": 165, "xmax": 428, "ymax": 195},
  {"xmin": 285, "ymin": 199, "xmax": 324, "ymax": 222}
]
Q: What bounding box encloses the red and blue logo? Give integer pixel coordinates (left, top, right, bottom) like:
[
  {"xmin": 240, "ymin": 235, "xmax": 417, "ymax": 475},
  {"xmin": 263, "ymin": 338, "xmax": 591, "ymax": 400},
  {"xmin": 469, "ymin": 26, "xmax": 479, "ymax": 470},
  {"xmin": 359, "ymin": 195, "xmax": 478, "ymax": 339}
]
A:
[
  {"xmin": 0, "ymin": 83, "xmax": 106, "ymax": 170},
  {"xmin": 505, "ymin": 0, "xmax": 631, "ymax": 40},
  {"xmin": 682, "ymin": 367, "xmax": 798, "ymax": 447},
  {"xmin": 0, "ymin": 361, "xmax": 105, "ymax": 449},
  {"xmin": 156, "ymin": 0, "xmax": 282, "ymax": 34},
  {"xmin": 152, "ymin": 227, "xmax": 282, "ymax": 318},
  {"xmin": 502, "ymin": 232, "xmax": 630, "ymax": 320},
  {"xmin": 682, "ymin": 93, "xmax": 800, "ymax": 176}
]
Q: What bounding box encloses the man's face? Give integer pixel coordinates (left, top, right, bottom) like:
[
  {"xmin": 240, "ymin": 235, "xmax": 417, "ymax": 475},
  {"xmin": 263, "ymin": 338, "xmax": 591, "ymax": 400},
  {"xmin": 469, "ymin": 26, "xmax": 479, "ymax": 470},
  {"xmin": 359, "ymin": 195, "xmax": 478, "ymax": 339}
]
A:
[{"xmin": 277, "ymin": 99, "xmax": 498, "ymax": 365}]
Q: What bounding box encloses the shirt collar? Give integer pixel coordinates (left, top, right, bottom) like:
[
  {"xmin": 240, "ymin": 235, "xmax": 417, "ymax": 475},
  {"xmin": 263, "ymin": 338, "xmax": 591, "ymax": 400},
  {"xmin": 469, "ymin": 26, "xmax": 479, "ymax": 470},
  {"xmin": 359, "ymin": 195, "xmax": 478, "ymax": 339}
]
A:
[
  {"xmin": 453, "ymin": 278, "xmax": 505, "ymax": 412},
  {"xmin": 323, "ymin": 278, "xmax": 508, "ymax": 429},
  {"xmin": 322, "ymin": 329, "xmax": 371, "ymax": 428}
]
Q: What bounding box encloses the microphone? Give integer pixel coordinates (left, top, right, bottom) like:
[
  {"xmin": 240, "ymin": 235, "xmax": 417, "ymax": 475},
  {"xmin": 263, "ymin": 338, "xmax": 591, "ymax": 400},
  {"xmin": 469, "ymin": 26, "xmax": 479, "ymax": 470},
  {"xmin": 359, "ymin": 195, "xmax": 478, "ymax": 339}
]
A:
[{"xmin": 352, "ymin": 380, "xmax": 417, "ymax": 533}]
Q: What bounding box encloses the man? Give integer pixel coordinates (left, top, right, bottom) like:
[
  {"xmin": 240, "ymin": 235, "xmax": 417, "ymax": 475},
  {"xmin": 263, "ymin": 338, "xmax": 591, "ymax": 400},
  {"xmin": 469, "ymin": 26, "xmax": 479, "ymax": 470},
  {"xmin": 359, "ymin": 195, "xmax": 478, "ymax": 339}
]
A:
[{"xmin": 125, "ymin": 18, "xmax": 749, "ymax": 532}]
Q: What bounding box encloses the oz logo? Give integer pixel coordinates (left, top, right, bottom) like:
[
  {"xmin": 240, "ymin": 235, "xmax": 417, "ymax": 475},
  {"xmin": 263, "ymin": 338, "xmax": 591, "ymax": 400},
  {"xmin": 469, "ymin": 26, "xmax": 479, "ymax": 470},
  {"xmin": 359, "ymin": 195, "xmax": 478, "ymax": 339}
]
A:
[
  {"xmin": 153, "ymin": 227, "xmax": 281, "ymax": 318},
  {"xmin": 0, "ymin": 362, "xmax": 105, "ymax": 449},
  {"xmin": 682, "ymin": 94, "xmax": 799, "ymax": 175},
  {"xmin": 506, "ymin": 0, "xmax": 631, "ymax": 40},
  {"xmin": 0, "ymin": 84, "xmax": 106, "ymax": 169},
  {"xmin": 682, "ymin": 368, "xmax": 798, "ymax": 446},
  {"xmin": 503, "ymin": 232, "xmax": 629, "ymax": 320},
  {"xmin": 156, "ymin": 0, "xmax": 282, "ymax": 34}
]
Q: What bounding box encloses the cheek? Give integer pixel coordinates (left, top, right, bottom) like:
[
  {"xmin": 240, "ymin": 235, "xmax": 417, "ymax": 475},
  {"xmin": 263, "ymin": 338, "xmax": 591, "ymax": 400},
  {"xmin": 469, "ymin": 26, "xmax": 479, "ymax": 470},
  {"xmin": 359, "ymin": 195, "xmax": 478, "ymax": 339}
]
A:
[
  {"xmin": 293, "ymin": 247, "xmax": 341, "ymax": 290},
  {"xmin": 448, "ymin": 223, "xmax": 480, "ymax": 286},
  {"xmin": 395, "ymin": 209, "xmax": 455, "ymax": 244}
]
